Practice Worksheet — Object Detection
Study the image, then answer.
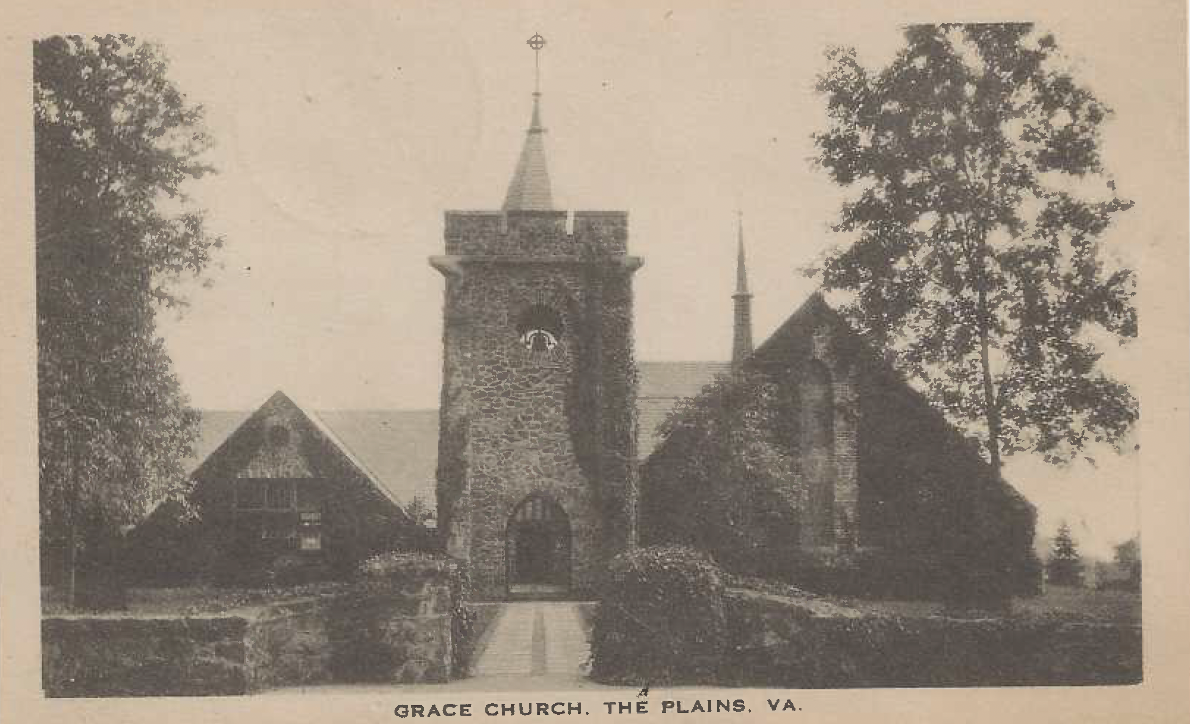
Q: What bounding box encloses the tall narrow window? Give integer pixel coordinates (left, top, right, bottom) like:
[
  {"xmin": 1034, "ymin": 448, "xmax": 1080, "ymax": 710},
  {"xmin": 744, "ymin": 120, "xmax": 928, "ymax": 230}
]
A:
[
  {"xmin": 266, "ymin": 480, "xmax": 294, "ymax": 509},
  {"xmin": 800, "ymin": 360, "xmax": 835, "ymax": 545}
]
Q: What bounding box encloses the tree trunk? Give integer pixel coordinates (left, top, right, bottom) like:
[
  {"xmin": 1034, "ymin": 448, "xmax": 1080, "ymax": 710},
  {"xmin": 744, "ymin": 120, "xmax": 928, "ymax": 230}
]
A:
[
  {"xmin": 977, "ymin": 285, "xmax": 1003, "ymax": 478},
  {"xmin": 64, "ymin": 432, "xmax": 78, "ymax": 610},
  {"xmin": 65, "ymin": 513, "xmax": 77, "ymax": 610}
]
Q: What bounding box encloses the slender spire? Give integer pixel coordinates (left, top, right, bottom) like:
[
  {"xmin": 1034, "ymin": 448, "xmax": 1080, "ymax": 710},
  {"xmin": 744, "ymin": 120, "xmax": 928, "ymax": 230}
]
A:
[
  {"xmin": 735, "ymin": 210, "xmax": 750, "ymax": 295},
  {"xmin": 503, "ymin": 34, "xmax": 554, "ymax": 211},
  {"xmin": 732, "ymin": 210, "xmax": 754, "ymax": 368}
]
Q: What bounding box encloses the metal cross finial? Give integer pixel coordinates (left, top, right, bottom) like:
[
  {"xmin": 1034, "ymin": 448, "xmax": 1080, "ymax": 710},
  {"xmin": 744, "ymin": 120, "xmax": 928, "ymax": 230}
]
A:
[{"xmin": 527, "ymin": 33, "xmax": 546, "ymax": 93}]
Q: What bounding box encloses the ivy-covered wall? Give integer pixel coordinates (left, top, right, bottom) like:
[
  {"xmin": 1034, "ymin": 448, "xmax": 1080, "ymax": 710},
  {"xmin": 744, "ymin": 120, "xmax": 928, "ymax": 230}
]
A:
[
  {"xmin": 641, "ymin": 294, "xmax": 1040, "ymax": 599},
  {"xmin": 432, "ymin": 210, "xmax": 641, "ymax": 599}
]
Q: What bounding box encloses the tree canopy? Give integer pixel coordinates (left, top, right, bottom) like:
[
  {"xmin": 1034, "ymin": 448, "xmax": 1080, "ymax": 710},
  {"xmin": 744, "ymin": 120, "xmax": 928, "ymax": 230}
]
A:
[
  {"xmin": 35, "ymin": 35, "xmax": 223, "ymax": 600},
  {"xmin": 810, "ymin": 23, "xmax": 1136, "ymax": 471}
]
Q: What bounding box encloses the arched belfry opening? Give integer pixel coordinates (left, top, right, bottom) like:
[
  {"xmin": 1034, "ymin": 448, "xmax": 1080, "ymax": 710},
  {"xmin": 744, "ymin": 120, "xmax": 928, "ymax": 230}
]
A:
[
  {"xmin": 506, "ymin": 494, "xmax": 571, "ymax": 594},
  {"xmin": 515, "ymin": 304, "xmax": 565, "ymax": 353}
]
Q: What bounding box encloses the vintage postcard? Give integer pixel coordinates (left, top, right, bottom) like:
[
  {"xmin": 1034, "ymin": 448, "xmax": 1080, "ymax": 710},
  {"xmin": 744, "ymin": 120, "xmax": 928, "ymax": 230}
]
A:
[{"xmin": 1, "ymin": 1, "xmax": 1188, "ymax": 722}]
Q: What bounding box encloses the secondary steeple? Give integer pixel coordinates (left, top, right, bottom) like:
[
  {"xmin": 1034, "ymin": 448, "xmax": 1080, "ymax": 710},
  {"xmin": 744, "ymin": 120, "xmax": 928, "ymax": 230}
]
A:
[
  {"xmin": 503, "ymin": 33, "xmax": 554, "ymax": 211},
  {"xmin": 732, "ymin": 211, "xmax": 754, "ymax": 368}
]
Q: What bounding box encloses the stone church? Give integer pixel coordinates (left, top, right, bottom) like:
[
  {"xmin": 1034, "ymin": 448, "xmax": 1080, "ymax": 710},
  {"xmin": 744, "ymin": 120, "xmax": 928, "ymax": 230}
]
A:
[
  {"xmin": 141, "ymin": 49, "xmax": 1036, "ymax": 600},
  {"xmin": 430, "ymin": 87, "xmax": 643, "ymax": 598}
]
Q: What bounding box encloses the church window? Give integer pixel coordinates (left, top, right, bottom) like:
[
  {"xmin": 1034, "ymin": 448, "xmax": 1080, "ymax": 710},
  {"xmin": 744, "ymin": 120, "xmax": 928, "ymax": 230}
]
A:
[
  {"xmin": 804, "ymin": 361, "xmax": 834, "ymax": 446},
  {"xmin": 812, "ymin": 325, "xmax": 832, "ymax": 362},
  {"xmin": 299, "ymin": 511, "xmax": 322, "ymax": 551},
  {"xmin": 801, "ymin": 360, "xmax": 835, "ymax": 544},
  {"xmin": 515, "ymin": 304, "xmax": 564, "ymax": 352},
  {"xmin": 266, "ymin": 480, "xmax": 294, "ymax": 509}
]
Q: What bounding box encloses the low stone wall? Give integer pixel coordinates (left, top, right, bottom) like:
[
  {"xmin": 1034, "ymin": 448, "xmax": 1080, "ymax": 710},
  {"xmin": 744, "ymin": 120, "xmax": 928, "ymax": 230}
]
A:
[
  {"xmin": 44, "ymin": 575, "xmax": 457, "ymax": 696},
  {"xmin": 723, "ymin": 589, "xmax": 1142, "ymax": 687},
  {"xmin": 321, "ymin": 589, "xmax": 453, "ymax": 684},
  {"xmin": 243, "ymin": 597, "xmax": 334, "ymax": 691},
  {"xmin": 42, "ymin": 616, "xmax": 249, "ymax": 697}
]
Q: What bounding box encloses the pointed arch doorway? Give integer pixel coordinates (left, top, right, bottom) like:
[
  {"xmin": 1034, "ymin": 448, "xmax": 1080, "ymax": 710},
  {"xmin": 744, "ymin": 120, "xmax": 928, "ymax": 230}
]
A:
[{"xmin": 506, "ymin": 494, "xmax": 571, "ymax": 597}]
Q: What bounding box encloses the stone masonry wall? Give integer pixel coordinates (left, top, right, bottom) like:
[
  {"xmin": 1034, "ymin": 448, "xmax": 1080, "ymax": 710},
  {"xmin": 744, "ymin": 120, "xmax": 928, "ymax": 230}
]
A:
[
  {"xmin": 433, "ymin": 210, "xmax": 639, "ymax": 599},
  {"xmin": 43, "ymin": 580, "xmax": 455, "ymax": 696},
  {"xmin": 43, "ymin": 616, "xmax": 250, "ymax": 697}
]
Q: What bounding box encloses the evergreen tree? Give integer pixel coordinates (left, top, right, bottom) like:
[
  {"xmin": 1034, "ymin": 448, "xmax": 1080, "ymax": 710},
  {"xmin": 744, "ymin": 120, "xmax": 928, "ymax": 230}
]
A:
[{"xmin": 1046, "ymin": 521, "xmax": 1084, "ymax": 587}]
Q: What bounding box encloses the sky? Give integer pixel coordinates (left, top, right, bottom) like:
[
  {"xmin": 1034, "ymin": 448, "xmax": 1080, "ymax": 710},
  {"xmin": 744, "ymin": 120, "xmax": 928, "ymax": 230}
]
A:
[{"xmin": 50, "ymin": 2, "xmax": 1179, "ymax": 559}]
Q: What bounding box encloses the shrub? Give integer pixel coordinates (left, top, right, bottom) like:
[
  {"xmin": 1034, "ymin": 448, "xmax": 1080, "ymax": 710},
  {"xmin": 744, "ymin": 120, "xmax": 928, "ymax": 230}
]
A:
[
  {"xmin": 265, "ymin": 554, "xmax": 332, "ymax": 588},
  {"xmin": 447, "ymin": 560, "xmax": 474, "ymax": 676},
  {"xmin": 590, "ymin": 545, "xmax": 727, "ymax": 685}
]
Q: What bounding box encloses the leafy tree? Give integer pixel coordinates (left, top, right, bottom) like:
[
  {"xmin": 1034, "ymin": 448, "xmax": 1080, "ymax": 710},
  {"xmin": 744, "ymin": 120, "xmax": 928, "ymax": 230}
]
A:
[
  {"xmin": 35, "ymin": 35, "xmax": 222, "ymax": 608},
  {"xmin": 641, "ymin": 372, "xmax": 795, "ymax": 571},
  {"xmin": 810, "ymin": 23, "xmax": 1136, "ymax": 473},
  {"xmin": 1046, "ymin": 521, "xmax": 1083, "ymax": 587},
  {"xmin": 1112, "ymin": 536, "xmax": 1141, "ymax": 591},
  {"xmin": 404, "ymin": 495, "xmax": 434, "ymax": 526}
]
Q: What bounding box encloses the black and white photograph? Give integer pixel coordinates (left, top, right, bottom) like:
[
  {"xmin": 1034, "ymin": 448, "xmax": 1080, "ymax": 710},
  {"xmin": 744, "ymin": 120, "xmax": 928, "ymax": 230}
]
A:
[{"xmin": 2, "ymin": 1, "xmax": 1188, "ymax": 721}]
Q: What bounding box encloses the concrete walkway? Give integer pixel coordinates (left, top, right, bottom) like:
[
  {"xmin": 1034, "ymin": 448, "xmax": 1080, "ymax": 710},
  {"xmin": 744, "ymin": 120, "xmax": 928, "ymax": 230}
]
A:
[
  {"xmin": 264, "ymin": 600, "xmax": 604, "ymax": 694},
  {"xmin": 473, "ymin": 601, "xmax": 591, "ymax": 680}
]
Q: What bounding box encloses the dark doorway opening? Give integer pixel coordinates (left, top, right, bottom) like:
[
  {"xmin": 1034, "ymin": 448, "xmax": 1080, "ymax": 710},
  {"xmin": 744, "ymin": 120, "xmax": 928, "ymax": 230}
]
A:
[{"xmin": 507, "ymin": 494, "xmax": 570, "ymax": 594}]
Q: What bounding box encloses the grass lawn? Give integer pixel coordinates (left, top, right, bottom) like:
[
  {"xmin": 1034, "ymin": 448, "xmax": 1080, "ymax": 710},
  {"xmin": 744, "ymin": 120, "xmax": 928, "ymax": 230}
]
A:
[
  {"xmin": 1011, "ymin": 584, "xmax": 1140, "ymax": 624},
  {"xmin": 728, "ymin": 576, "xmax": 1140, "ymax": 624}
]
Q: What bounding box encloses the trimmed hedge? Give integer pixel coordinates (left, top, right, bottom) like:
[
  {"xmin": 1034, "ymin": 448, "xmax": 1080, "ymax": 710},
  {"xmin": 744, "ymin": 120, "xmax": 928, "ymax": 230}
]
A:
[
  {"xmin": 722, "ymin": 589, "xmax": 1142, "ymax": 687},
  {"xmin": 589, "ymin": 545, "xmax": 727, "ymax": 685}
]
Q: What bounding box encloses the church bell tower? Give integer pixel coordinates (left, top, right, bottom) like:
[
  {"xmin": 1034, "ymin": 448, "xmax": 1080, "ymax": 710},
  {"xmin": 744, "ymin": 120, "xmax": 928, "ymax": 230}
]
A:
[{"xmin": 430, "ymin": 35, "xmax": 642, "ymax": 599}]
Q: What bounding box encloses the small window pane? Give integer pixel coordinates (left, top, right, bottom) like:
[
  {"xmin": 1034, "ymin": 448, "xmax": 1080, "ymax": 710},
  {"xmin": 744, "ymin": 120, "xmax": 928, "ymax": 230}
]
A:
[
  {"xmin": 239, "ymin": 482, "xmax": 266, "ymax": 509},
  {"xmin": 267, "ymin": 481, "xmax": 293, "ymax": 509},
  {"xmin": 300, "ymin": 532, "xmax": 321, "ymax": 551}
]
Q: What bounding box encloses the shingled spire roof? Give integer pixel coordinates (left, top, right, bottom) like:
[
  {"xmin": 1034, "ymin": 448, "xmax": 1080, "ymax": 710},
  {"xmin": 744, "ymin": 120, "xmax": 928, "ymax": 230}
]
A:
[
  {"xmin": 503, "ymin": 92, "xmax": 554, "ymax": 211},
  {"xmin": 732, "ymin": 211, "xmax": 754, "ymax": 367},
  {"xmin": 735, "ymin": 213, "xmax": 751, "ymax": 296}
]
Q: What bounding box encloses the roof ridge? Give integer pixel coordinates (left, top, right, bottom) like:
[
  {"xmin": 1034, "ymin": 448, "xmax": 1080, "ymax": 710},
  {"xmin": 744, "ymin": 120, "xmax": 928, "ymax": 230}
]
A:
[{"xmin": 292, "ymin": 398, "xmax": 406, "ymax": 511}]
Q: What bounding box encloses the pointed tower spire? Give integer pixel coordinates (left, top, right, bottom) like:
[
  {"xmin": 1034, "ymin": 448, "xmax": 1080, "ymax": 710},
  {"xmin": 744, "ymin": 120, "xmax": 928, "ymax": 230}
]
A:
[
  {"xmin": 503, "ymin": 34, "xmax": 554, "ymax": 211},
  {"xmin": 732, "ymin": 210, "xmax": 754, "ymax": 369}
]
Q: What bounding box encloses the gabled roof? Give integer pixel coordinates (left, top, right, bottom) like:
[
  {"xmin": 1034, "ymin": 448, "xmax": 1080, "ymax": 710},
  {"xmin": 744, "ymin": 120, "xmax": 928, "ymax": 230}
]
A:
[
  {"xmin": 747, "ymin": 291, "xmax": 1034, "ymax": 512},
  {"xmin": 190, "ymin": 391, "xmax": 410, "ymax": 511},
  {"xmin": 314, "ymin": 410, "xmax": 438, "ymax": 507},
  {"xmin": 749, "ymin": 290, "xmax": 857, "ymax": 368},
  {"xmin": 636, "ymin": 361, "xmax": 732, "ymax": 458},
  {"xmin": 187, "ymin": 403, "xmax": 438, "ymax": 509},
  {"xmin": 185, "ymin": 363, "xmax": 727, "ymax": 513}
]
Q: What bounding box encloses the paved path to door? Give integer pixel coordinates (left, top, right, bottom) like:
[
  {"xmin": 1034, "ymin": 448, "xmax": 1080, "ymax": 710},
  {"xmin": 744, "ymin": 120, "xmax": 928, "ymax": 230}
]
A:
[
  {"xmin": 472, "ymin": 601, "xmax": 591, "ymax": 680},
  {"xmin": 263, "ymin": 601, "xmax": 606, "ymax": 693}
]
